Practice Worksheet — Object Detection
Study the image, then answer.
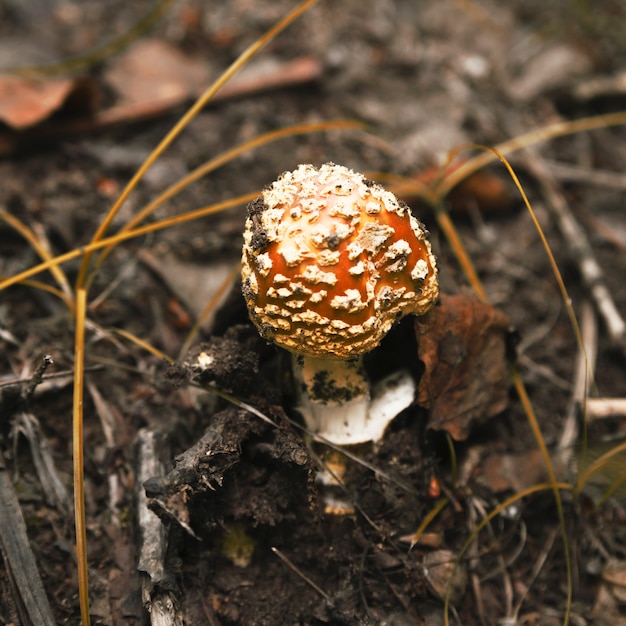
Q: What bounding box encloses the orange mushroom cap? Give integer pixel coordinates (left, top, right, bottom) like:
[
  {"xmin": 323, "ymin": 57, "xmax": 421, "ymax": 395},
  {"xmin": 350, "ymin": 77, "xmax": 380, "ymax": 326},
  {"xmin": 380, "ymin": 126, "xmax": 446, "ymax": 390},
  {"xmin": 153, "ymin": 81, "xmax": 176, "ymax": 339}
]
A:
[{"xmin": 242, "ymin": 163, "xmax": 438, "ymax": 359}]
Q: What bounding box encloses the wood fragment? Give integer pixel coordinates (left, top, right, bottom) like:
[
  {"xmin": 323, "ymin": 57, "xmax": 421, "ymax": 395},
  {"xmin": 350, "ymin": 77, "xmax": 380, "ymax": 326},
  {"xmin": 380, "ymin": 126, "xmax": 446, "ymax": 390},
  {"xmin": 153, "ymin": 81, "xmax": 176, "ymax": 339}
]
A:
[
  {"xmin": 135, "ymin": 428, "xmax": 182, "ymax": 626},
  {"xmin": 0, "ymin": 450, "xmax": 56, "ymax": 626},
  {"xmin": 572, "ymin": 70, "xmax": 626, "ymax": 102},
  {"xmin": 585, "ymin": 397, "xmax": 626, "ymax": 420}
]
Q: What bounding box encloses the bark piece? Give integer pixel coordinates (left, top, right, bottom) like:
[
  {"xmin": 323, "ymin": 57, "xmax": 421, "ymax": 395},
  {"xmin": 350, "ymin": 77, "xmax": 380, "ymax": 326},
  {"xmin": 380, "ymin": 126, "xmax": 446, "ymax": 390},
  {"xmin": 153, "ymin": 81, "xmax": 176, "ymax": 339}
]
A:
[
  {"xmin": 0, "ymin": 451, "xmax": 56, "ymax": 626},
  {"xmin": 136, "ymin": 428, "xmax": 182, "ymax": 626}
]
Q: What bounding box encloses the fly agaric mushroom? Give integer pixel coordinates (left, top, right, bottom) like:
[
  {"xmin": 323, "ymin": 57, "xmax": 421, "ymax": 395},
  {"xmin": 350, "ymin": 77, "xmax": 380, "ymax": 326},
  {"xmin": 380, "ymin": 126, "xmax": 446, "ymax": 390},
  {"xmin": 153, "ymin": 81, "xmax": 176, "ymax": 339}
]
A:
[{"xmin": 241, "ymin": 163, "xmax": 438, "ymax": 444}]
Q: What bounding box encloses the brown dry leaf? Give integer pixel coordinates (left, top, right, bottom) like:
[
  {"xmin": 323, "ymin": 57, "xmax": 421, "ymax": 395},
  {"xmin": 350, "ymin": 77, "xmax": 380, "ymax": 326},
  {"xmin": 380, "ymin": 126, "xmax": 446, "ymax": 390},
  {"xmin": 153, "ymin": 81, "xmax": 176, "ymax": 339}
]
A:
[
  {"xmin": 406, "ymin": 161, "xmax": 512, "ymax": 215},
  {"xmin": 0, "ymin": 74, "xmax": 96, "ymax": 130},
  {"xmin": 480, "ymin": 449, "xmax": 547, "ymax": 492},
  {"xmin": 104, "ymin": 38, "xmax": 212, "ymax": 106},
  {"xmin": 415, "ymin": 292, "xmax": 510, "ymax": 440}
]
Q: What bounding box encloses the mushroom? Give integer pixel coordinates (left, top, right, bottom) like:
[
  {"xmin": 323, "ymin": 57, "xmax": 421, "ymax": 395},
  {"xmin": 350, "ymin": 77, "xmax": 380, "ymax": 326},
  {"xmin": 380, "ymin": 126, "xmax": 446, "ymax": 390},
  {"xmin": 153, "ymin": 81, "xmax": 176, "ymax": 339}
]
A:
[{"xmin": 241, "ymin": 163, "xmax": 438, "ymax": 444}]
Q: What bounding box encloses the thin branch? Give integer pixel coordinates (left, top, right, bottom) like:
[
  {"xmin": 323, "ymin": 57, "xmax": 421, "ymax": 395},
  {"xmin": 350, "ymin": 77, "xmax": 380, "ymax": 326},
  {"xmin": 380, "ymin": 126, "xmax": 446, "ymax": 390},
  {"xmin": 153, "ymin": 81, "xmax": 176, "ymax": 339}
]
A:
[{"xmin": 518, "ymin": 152, "xmax": 626, "ymax": 356}]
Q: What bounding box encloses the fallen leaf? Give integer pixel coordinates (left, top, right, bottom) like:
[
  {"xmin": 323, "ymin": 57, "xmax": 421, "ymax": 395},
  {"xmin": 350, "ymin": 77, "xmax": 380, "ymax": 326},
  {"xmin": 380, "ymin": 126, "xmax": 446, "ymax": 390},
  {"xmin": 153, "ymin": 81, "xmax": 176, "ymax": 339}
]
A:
[
  {"xmin": 480, "ymin": 449, "xmax": 547, "ymax": 492},
  {"xmin": 415, "ymin": 292, "xmax": 511, "ymax": 440},
  {"xmin": 105, "ymin": 41, "xmax": 320, "ymax": 114},
  {"xmin": 0, "ymin": 74, "xmax": 96, "ymax": 130},
  {"xmin": 405, "ymin": 161, "xmax": 512, "ymax": 214},
  {"xmin": 104, "ymin": 39, "xmax": 212, "ymax": 106}
]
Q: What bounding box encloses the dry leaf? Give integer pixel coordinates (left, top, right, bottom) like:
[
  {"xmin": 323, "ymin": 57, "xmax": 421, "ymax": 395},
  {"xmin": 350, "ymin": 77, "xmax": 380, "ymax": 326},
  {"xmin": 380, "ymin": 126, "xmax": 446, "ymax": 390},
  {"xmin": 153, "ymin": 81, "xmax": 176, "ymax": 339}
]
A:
[
  {"xmin": 104, "ymin": 39, "xmax": 212, "ymax": 106},
  {"xmin": 415, "ymin": 292, "xmax": 510, "ymax": 440},
  {"xmin": 406, "ymin": 161, "xmax": 512, "ymax": 214},
  {"xmin": 0, "ymin": 74, "xmax": 96, "ymax": 130},
  {"xmin": 480, "ymin": 449, "xmax": 547, "ymax": 492}
]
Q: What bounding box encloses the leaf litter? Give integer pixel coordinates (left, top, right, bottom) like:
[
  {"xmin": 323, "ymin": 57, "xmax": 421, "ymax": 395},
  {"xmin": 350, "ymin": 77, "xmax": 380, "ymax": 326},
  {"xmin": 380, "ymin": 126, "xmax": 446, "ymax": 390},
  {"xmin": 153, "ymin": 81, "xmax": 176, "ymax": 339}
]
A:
[{"xmin": 1, "ymin": 0, "xmax": 626, "ymax": 624}]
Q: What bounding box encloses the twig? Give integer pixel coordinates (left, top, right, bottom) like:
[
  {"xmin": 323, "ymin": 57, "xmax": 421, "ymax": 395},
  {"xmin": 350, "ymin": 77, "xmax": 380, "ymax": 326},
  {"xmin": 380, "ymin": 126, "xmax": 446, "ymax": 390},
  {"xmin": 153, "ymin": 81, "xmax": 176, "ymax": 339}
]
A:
[
  {"xmin": 537, "ymin": 159, "xmax": 626, "ymax": 192},
  {"xmin": 271, "ymin": 547, "xmax": 334, "ymax": 607},
  {"xmin": 585, "ymin": 397, "xmax": 626, "ymax": 420},
  {"xmin": 559, "ymin": 299, "xmax": 598, "ymax": 452},
  {"xmin": 24, "ymin": 354, "xmax": 54, "ymax": 401},
  {"xmin": 519, "ymin": 152, "xmax": 626, "ymax": 356}
]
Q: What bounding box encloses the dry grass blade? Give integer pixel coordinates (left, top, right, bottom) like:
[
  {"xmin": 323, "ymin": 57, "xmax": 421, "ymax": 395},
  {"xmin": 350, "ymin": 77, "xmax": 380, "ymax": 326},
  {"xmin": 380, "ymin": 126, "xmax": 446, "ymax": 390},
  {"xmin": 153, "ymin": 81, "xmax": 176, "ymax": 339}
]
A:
[
  {"xmin": 438, "ymin": 112, "xmax": 626, "ymax": 197},
  {"xmin": 409, "ymin": 498, "xmax": 449, "ymax": 549},
  {"xmin": 0, "ymin": 276, "xmax": 71, "ymax": 307},
  {"xmin": 576, "ymin": 439, "xmax": 626, "ymax": 496},
  {"xmin": 0, "ymin": 209, "xmax": 72, "ymax": 305},
  {"xmin": 510, "ymin": 367, "xmax": 573, "ymax": 624},
  {"xmin": 442, "ymin": 482, "xmax": 571, "ymax": 626},
  {"xmin": 394, "ymin": 143, "xmax": 582, "ymax": 624},
  {"xmin": 93, "ymin": 119, "xmax": 363, "ymax": 275},
  {"xmin": 0, "ymin": 193, "xmax": 258, "ymax": 292},
  {"xmin": 72, "ymin": 288, "xmax": 89, "ymax": 625},
  {"xmin": 520, "ymin": 150, "xmax": 626, "ymax": 355},
  {"xmin": 271, "ymin": 547, "xmax": 333, "ymax": 605},
  {"xmin": 76, "ymin": 0, "xmax": 320, "ymax": 289}
]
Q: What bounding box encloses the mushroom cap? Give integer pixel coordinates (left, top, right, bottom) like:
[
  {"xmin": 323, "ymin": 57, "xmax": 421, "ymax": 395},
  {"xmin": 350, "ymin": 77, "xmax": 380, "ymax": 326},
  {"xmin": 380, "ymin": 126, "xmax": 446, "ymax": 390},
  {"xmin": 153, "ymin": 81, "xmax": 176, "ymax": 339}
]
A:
[{"xmin": 241, "ymin": 163, "xmax": 438, "ymax": 359}]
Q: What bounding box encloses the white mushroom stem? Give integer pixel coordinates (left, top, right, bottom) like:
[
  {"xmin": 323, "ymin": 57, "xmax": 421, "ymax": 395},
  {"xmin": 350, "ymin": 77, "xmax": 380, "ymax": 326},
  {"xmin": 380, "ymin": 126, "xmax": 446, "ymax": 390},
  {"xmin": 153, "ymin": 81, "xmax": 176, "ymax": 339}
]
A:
[{"xmin": 292, "ymin": 355, "xmax": 416, "ymax": 445}]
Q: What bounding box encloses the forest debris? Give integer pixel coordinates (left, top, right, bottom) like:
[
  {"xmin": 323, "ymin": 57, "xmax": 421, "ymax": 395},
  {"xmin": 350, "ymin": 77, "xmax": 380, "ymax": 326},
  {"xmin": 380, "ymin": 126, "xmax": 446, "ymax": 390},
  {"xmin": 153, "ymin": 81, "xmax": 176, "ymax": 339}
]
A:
[
  {"xmin": 104, "ymin": 39, "xmax": 211, "ymax": 107},
  {"xmin": 0, "ymin": 48, "xmax": 321, "ymax": 155},
  {"xmin": 507, "ymin": 42, "xmax": 592, "ymax": 102},
  {"xmin": 145, "ymin": 406, "xmax": 312, "ymax": 537},
  {"xmin": 183, "ymin": 328, "xmax": 265, "ymax": 399},
  {"xmin": 13, "ymin": 412, "xmax": 71, "ymax": 512},
  {"xmin": 135, "ymin": 428, "xmax": 182, "ymax": 626},
  {"xmin": 572, "ymin": 70, "xmax": 626, "ymax": 102},
  {"xmin": 0, "ymin": 73, "xmax": 97, "ymax": 130},
  {"xmin": 518, "ymin": 151, "xmax": 626, "ymax": 357},
  {"xmin": 213, "ymin": 55, "xmax": 321, "ymax": 101},
  {"xmin": 591, "ymin": 560, "xmax": 626, "ymax": 624},
  {"xmin": 0, "ymin": 450, "xmax": 57, "ymax": 626},
  {"xmin": 105, "ymin": 39, "xmax": 321, "ymax": 109},
  {"xmin": 540, "ymin": 159, "xmax": 626, "ymax": 192},
  {"xmin": 601, "ymin": 560, "xmax": 626, "ymax": 603},
  {"xmin": 480, "ymin": 449, "xmax": 548, "ymax": 493},
  {"xmin": 271, "ymin": 547, "xmax": 333, "ymax": 606},
  {"xmin": 557, "ymin": 300, "xmax": 597, "ymax": 456},
  {"xmin": 406, "ymin": 161, "xmax": 513, "ymax": 215},
  {"xmin": 586, "ymin": 397, "xmax": 626, "ymax": 420},
  {"xmin": 422, "ymin": 549, "xmax": 467, "ymax": 604},
  {"xmin": 415, "ymin": 293, "xmax": 511, "ymax": 440},
  {"xmin": 139, "ymin": 250, "xmax": 237, "ymax": 334}
]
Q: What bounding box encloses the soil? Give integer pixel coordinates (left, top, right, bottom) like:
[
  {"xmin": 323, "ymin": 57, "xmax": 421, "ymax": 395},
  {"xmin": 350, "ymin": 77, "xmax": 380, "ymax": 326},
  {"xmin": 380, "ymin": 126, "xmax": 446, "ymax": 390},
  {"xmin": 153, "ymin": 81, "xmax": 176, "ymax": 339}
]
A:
[{"xmin": 1, "ymin": 1, "xmax": 626, "ymax": 625}]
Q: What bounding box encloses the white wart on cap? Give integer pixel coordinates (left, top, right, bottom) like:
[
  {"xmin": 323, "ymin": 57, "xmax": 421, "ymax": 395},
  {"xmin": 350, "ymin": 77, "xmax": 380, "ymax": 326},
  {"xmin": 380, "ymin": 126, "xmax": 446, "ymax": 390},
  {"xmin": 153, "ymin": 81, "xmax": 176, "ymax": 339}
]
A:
[{"xmin": 241, "ymin": 162, "xmax": 439, "ymax": 361}]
